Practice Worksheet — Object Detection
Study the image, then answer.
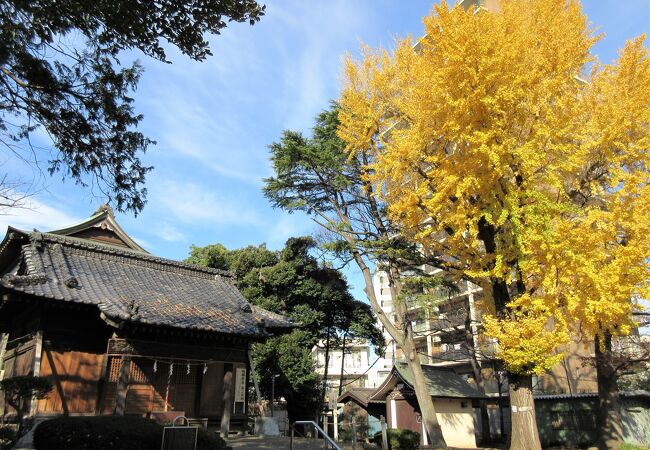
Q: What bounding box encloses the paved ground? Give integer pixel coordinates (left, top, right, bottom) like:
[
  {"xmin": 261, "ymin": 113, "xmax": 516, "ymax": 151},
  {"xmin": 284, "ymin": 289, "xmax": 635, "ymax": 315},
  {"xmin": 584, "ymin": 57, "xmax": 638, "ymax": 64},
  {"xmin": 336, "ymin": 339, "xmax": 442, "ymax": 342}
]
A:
[
  {"xmin": 225, "ymin": 436, "xmax": 513, "ymax": 450},
  {"xmin": 227, "ymin": 436, "xmax": 355, "ymax": 450}
]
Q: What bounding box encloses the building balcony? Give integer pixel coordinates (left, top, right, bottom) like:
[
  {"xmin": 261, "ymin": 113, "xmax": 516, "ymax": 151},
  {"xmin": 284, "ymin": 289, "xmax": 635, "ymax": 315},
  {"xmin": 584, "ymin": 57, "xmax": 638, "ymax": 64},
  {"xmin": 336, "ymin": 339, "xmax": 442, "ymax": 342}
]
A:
[
  {"xmin": 413, "ymin": 321, "xmax": 430, "ymax": 334},
  {"xmin": 430, "ymin": 313, "xmax": 467, "ymax": 331},
  {"xmin": 431, "ymin": 348, "xmax": 472, "ymax": 365}
]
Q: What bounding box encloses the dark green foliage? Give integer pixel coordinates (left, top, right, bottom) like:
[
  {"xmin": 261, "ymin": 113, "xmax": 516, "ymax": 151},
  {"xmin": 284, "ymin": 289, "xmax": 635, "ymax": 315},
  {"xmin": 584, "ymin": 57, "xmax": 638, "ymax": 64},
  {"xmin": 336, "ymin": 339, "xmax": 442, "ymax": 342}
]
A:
[
  {"xmin": 33, "ymin": 416, "xmax": 228, "ymax": 450},
  {"xmin": 196, "ymin": 427, "xmax": 229, "ymax": 450},
  {"xmin": 34, "ymin": 416, "xmax": 162, "ymax": 450},
  {"xmin": 0, "ymin": 426, "xmax": 16, "ymax": 450},
  {"xmin": 0, "ymin": 375, "xmax": 53, "ymax": 436},
  {"xmin": 187, "ymin": 243, "xmax": 277, "ymax": 280},
  {"xmin": 372, "ymin": 429, "xmax": 421, "ymax": 450},
  {"xmin": 263, "ymin": 104, "xmax": 432, "ymax": 275},
  {"xmin": 253, "ymin": 330, "xmax": 323, "ymax": 421},
  {"xmin": 0, "ymin": 0, "xmax": 264, "ymax": 213},
  {"xmin": 0, "ymin": 375, "xmax": 53, "ymax": 404},
  {"xmin": 264, "ymin": 103, "xmax": 353, "ymax": 214},
  {"xmin": 187, "ymin": 236, "xmax": 384, "ymax": 421}
]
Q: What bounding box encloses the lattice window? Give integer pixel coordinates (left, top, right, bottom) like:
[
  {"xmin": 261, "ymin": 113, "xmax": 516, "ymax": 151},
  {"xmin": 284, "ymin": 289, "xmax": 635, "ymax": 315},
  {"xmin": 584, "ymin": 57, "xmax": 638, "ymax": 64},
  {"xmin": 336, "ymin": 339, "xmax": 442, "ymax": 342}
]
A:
[
  {"xmin": 107, "ymin": 358, "xmax": 152, "ymax": 384},
  {"xmin": 106, "ymin": 357, "xmax": 200, "ymax": 385},
  {"xmin": 108, "ymin": 357, "xmax": 122, "ymax": 382},
  {"xmin": 129, "ymin": 360, "xmax": 149, "ymax": 384}
]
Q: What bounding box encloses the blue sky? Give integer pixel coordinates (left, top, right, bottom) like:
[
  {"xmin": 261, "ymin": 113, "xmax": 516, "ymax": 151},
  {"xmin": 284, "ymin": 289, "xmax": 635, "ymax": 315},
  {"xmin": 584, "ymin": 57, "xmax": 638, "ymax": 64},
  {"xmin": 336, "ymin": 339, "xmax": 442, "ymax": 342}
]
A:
[{"xmin": 2, "ymin": 0, "xmax": 649, "ymax": 301}]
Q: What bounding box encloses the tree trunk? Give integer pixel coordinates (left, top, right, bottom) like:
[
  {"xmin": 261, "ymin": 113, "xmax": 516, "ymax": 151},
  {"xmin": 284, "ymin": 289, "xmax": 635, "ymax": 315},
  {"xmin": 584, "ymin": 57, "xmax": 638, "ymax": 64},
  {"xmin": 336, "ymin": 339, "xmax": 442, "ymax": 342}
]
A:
[
  {"xmin": 349, "ymin": 251, "xmax": 447, "ymax": 447},
  {"xmin": 466, "ymin": 311, "xmax": 491, "ymax": 445},
  {"xmin": 323, "ymin": 328, "xmax": 331, "ymax": 400},
  {"xmin": 496, "ymin": 372, "xmax": 506, "ymax": 440},
  {"xmin": 472, "ymin": 373, "xmax": 491, "ymax": 445},
  {"xmin": 478, "ymin": 221, "xmax": 542, "ymax": 450},
  {"xmin": 508, "ymin": 373, "xmax": 541, "ymax": 450},
  {"xmin": 595, "ymin": 332, "xmax": 623, "ymax": 450},
  {"xmin": 404, "ymin": 341, "xmax": 447, "ymax": 448},
  {"xmin": 322, "ymin": 329, "xmax": 332, "ymax": 428},
  {"xmin": 338, "ymin": 333, "xmax": 347, "ymax": 397}
]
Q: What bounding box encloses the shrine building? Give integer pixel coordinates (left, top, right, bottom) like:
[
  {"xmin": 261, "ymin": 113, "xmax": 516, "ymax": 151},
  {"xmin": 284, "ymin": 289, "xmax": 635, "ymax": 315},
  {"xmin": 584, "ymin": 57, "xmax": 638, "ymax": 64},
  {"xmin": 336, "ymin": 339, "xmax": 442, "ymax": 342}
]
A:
[{"xmin": 0, "ymin": 205, "xmax": 291, "ymax": 434}]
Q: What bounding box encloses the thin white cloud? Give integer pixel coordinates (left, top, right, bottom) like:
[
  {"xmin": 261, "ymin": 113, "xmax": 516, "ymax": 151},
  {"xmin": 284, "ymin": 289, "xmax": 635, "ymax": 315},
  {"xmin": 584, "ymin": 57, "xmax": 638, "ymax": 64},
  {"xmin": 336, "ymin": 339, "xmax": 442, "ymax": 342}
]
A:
[
  {"xmin": 0, "ymin": 196, "xmax": 79, "ymax": 235},
  {"xmin": 155, "ymin": 223, "xmax": 187, "ymax": 243},
  {"xmin": 131, "ymin": 235, "xmax": 155, "ymax": 252},
  {"xmin": 271, "ymin": 0, "xmax": 374, "ymax": 131},
  {"xmin": 131, "ymin": 0, "xmax": 376, "ymax": 188},
  {"xmin": 153, "ymin": 180, "xmax": 262, "ymax": 227},
  {"xmin": 264, "ymin": 213, "xmax": 315, "ymax": 250}
]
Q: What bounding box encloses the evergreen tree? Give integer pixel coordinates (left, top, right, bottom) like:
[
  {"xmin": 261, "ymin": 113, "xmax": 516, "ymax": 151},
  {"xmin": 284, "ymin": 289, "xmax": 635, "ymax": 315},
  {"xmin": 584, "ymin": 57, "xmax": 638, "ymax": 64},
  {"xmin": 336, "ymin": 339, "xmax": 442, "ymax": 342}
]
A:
[{"xmin": 187, "ymin": 237, "xmax": 384, "ymax": 421}]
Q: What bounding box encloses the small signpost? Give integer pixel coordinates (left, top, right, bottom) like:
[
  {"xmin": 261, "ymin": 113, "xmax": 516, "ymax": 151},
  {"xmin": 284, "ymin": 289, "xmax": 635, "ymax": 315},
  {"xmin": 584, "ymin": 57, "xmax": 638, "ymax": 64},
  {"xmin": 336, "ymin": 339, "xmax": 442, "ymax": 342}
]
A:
[{"xmin": 161, "ymin": 416, "xmax": 198, "ymax": 450}]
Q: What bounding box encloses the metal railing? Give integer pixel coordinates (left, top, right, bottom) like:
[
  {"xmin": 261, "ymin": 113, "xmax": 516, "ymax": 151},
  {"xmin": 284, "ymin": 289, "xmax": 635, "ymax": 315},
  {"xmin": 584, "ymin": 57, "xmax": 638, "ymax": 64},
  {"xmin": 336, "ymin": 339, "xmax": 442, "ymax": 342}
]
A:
[{"xmin": 290, "ymin": 421, "xmax": 340, "ymax": 450}]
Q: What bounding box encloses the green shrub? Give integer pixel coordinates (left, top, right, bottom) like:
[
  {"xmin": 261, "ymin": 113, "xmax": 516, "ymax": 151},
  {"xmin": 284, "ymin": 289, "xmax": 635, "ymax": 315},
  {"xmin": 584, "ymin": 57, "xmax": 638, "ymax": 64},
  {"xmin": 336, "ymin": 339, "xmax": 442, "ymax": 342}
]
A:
[
  {"xmin": 197, "ymin": 427, "xmax": 229, "ymax": 450},
  {"xmin": 339, "ymin": 424, "xmax": 370, "ymax": 443},
  {"xmin": 34, "ymin": 416, "xmax": 229, "ymax": 450},
  {"xmin": 339, "ymin": 427, "xmax": 353, "ymax": 442},
  {"xmin": 34, "ymin": 416, "xmax": 162, "ymax": 450},
  {"xmin": 0, "ymin": 426, "xmax": 17, "ymax": 450},
  {"xmin": 1, "ymin": 375, "xmax": 53, "ymax": 436},
  {"xmin": 372, "ymin": 428, "xmax": 421, "ymax": 450}
]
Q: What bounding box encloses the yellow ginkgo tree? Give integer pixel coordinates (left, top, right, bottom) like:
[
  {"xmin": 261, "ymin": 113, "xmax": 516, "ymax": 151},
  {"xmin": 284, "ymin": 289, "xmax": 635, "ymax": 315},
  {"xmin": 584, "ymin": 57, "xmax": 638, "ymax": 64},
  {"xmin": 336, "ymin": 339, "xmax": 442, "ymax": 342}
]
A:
[{"xmin": 338, "ymin": 1, "xmax": 649, "ymax": 449}]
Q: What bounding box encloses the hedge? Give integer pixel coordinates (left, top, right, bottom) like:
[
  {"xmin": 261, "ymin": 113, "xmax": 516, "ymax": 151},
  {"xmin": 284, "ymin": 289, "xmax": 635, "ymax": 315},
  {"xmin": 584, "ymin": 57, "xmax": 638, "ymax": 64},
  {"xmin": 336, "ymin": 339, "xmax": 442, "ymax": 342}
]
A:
[
  {"xmin": 0, "ymin": 427, "xmax": 16, "ymax": 450},
  {"xmin": 372, "ymin": 428, "xmax": 421, "ymax": 450},
  {"xmin": 34, "ymin": 416, "xmax": 229, "ymax": 450}
]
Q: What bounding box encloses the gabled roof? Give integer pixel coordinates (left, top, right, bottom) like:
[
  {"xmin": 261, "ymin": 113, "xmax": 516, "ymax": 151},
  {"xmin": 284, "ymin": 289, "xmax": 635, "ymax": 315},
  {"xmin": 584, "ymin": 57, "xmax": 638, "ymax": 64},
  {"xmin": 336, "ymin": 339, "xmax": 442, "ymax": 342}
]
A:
[
  {"xmin": 0, "ymin": 212, "xmax": 293, "ymax": 338},
  {"xmin": 337, "ymin": 388, "xmax": 384, "ymax": 407},
  {"xmin": 45, "ymin": 204, "xmax": 147, "ymax": 253},
  {"xmin": 368, "ymin": 362, "xmax": 486, "ymax": 401}
]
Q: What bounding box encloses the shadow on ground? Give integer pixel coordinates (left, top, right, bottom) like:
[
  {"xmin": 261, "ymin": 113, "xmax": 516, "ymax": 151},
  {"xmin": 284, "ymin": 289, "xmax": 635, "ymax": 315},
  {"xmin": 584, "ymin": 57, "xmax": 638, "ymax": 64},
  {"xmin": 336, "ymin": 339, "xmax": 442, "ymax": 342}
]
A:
[
  {"xmin": 227, "ymin": 436, "xmax": 511, "ymax": 450},
  {"xmin": 228, "ymin": 436, "xmax": 337, "ymax": 450}
]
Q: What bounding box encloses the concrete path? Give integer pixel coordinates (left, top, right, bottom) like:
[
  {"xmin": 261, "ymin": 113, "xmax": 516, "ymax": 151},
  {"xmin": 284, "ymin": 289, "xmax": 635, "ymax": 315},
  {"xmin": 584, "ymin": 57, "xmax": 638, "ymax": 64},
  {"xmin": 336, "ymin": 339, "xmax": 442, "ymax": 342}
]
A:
[{"xmin": 226, "ymin": 436, "xmax": 355, "ymax": 450}]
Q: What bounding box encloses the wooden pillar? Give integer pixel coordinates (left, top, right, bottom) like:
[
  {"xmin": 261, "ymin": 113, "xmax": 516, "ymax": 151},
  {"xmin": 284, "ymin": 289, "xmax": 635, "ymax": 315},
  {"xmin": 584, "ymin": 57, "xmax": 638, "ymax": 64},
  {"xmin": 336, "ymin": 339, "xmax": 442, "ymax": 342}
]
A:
[
  {"xmin": 333, "ymin": 409, "xmax": 339, "ymax": 441},
  {"xmin": 0, "ymin": 333, "xmax": 7, "ymax": 416},
  {"xmin": 220, "ymin": 364, "xmax": 233, "ymax": 437},
  {"xmin": 194, "ymin": 363, "xmax": 204, "ymax": 417},
  {"xmin": 115, "ymin": 356, "xmax": 131, "ymax": 416},
  {"xmin": 0, "ymin": 333, "xmax": 7, "ymax": 372},
  {"xmin": 95, "ymin": 353, "xmax": 111, "ymax": 414},
  {"xmin": 29, "ymin": 330, "xmax": 43, "ymax": 416}
]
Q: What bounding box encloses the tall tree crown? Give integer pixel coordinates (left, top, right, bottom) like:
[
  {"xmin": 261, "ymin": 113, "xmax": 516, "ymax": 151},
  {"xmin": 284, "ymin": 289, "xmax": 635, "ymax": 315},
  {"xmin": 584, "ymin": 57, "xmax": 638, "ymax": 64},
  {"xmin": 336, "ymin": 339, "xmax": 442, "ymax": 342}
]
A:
[{"xmin": 338, "ymin": 0, "xmax": 650, "ymax": 374}]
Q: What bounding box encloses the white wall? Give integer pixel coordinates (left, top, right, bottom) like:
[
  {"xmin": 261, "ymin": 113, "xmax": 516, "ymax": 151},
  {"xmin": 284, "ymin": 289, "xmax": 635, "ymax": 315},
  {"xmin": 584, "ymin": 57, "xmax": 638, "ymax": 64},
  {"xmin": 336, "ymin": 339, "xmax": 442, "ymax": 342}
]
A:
[{"xmin": 434, "ymin": 398, "xmax": 478, "ymax": 449}]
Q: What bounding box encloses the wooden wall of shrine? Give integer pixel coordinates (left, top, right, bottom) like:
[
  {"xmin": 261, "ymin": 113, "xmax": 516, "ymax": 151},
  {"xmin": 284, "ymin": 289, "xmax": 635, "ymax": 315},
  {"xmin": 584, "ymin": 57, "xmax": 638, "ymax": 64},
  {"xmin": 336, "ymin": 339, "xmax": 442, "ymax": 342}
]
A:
[
  {"xmin": 0, "ymin": 298, "xmax": 251, "ymax": 426},
  {"xmin": 97, "ymin": 358, "xmax": 246, "ymax": 418}
]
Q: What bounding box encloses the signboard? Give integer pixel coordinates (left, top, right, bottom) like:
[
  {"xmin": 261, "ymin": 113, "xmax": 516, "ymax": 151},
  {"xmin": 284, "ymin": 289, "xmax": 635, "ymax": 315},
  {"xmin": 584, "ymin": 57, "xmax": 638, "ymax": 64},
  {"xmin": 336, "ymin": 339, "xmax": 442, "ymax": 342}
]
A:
[{"xmin": 234, "ymin": 367, "xmax": 247, "ymax": 403}]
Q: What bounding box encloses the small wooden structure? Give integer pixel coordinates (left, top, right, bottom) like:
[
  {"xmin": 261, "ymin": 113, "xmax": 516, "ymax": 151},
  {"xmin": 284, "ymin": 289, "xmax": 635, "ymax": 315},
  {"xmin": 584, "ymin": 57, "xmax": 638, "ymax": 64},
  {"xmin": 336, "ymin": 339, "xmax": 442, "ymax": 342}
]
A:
[
  {"xmin": 336, "ymin": 387, "xmax": 384, "ymax": 438},
  {"xmin": 340, "ymin": 362, "xmax": 486, "ymax": 448},
  {"xmin": 0, "ymin": 206, "xmax": 291, "ymax": 433}
]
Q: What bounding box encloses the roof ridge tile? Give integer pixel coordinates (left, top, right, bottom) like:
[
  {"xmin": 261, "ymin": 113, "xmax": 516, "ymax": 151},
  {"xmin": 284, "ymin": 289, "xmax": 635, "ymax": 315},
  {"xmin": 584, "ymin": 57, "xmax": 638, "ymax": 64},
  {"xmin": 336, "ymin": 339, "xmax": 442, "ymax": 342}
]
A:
[{"xmin": 32, "ymin": 232, "xmax": 235, "ymax": 280}]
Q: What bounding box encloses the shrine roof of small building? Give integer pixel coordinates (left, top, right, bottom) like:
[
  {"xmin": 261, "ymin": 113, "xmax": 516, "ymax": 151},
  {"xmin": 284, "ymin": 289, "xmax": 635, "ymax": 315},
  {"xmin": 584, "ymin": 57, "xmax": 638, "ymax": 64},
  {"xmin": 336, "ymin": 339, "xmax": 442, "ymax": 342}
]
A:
[
  {"xmin": 337, "ymin": 387, "xmax": 383, "ymax": 407},
  {"xmin": 0, "ymin": 207, "xmax": 292, "ymax": 338},
  {"xmin": 368, "ymin": 362, "xmax": 487, "ymax": 402}
]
